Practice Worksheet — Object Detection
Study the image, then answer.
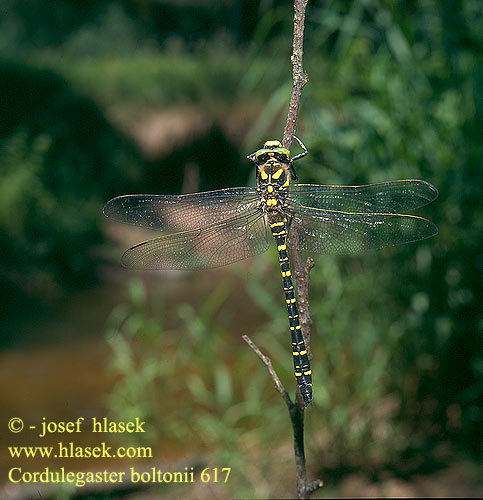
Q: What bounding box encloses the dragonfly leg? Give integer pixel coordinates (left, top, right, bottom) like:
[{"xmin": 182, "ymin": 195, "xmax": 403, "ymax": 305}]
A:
[
  {"xmin": 290, "ymin": 135, "xmax": 308, "ymax": 163},
  {"xmin": 289, "ymin": 136, "xmax": 308, "ymax": 181},
  {"xmin": 247, "ymin": 152, "xmax": 257, "ymax": 163}
]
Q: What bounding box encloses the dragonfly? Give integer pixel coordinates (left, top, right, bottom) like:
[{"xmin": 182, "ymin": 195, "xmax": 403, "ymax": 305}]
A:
[{"xmin": 103, "ymin": 138, "xmax": 438, "ymax": 406}]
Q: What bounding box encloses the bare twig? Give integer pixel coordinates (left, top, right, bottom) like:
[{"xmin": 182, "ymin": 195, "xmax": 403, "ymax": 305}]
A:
[
  {"xmin": 245, "ymin": 1, "xmax": 323, "ymax": 497},
  {"xmin": 283, "ymin": 0, "xmax": 315, "ymax": 380},
  {"xmin": 282, "ymin": 0, "xmax": 309, "ymax": 150},
  {"xmin": 242, "ymin": 334, "xmax": 292, "ymax": 407},
  {"xmin": 287, "ymin": 236, "xmax": 320, "ymax": 500},
  {"xmin": 283, "ymin": 0, "xmax": 314, "ymax": 397},
  {"xmin": 242, "ymin": 334, "xmax": 310, "ymax": 497},
  {"xmin": 243, "ymin": 333, "xmax": 323, "ymax": 500},
  {"xmin": 296, "ymin": 257, "xmax": 315, "ymax": 350},
  {"xmin": 284, "ymin": 1, "xmax": 322, "ymax": 498}
]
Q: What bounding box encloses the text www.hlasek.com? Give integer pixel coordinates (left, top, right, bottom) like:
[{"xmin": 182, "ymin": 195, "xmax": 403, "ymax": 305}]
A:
[{"xmin": 9, "ymin": 442, "xmax": 152, "ymax": 459}]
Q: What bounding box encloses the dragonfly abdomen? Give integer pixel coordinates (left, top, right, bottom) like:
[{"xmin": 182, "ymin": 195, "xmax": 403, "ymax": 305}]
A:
[{"xmin": 270, "ymin": 219, "xmax": 313, "ymax": 406}]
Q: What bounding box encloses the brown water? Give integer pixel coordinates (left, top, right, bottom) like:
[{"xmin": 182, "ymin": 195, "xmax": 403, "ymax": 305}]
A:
[{"xmin": 0, "ymin": 284, "xmax": 120, "ymax": 483}]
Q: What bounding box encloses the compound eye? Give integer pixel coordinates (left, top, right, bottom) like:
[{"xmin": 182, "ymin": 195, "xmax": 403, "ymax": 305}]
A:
[
  {"xmin": 275, "ymin": 152, "xmax": 290, "ymax": 162},
  {"xmin": 256, "ymin": 152, "xmax": 270, "ymax": 163}
]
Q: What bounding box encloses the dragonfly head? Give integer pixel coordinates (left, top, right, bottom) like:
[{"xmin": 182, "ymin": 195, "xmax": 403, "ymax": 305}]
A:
[{"xmin": 248, "ymin": 140, "xmax": 291, "ymax": 165}]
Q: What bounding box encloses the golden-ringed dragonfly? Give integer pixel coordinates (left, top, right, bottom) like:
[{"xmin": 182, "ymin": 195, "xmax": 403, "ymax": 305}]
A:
[{"xmin": 103, "ymin": 138, "xmax": 438, "ymax": 406}]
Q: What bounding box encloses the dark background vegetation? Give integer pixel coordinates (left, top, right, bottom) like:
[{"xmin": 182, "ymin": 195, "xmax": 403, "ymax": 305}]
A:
[{"xmin": 0, "ymin": 0, "xmax": 481, "ymax": 497}]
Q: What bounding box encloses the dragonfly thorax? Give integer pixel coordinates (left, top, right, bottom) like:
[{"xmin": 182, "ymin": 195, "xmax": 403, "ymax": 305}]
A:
[{"xmin": 256, "ymin": 160, "xmax": 291, "ymax": 211}]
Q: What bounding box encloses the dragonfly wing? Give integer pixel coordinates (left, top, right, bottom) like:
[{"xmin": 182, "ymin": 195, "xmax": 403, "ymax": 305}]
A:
[
  {"xmin": 290, "ymin": 180, "xmax": 438, "ymax": 213},
  {"xmin": 103, "ymin": 187, "xmax": 260, "ymax": 232},
  {"xmin": 121, "ymin": 211, "xmax": 269, "ymax": 270},
  {"xmin": 291, "ymin": 206, "xmax": 438, "ymax": 254}
]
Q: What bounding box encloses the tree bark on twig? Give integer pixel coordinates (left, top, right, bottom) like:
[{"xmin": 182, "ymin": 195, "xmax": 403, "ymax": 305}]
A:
[{"xmin": 282, "ymin": 0, "xmax": 309, "ymax": 151}]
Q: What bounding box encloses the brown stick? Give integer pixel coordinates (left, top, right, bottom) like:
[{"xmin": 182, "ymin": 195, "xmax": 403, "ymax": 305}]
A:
[
  {"xmin": 282, "ymin": 0, "xmax": 309, "ymax": 150},
  {"xmin": 283, "ymin": 1, "xmax": 322, "ymax": 497},
  {"xmin": 244, "ymin": 1, "xmax": 322, "ymax": 497},
  {"xmin": 243, "ymin": 332, "xmax": 322, "ymax": 499},
  {"xmin": 283, "ymin": 0, "xmax": 314, "ymax": 399},
  {"xmin": 242, "ymin": 335, "xmax": 292, "ymax": 407}
]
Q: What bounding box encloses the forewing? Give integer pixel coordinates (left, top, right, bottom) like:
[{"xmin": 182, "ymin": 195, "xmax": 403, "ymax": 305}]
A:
[
  {"xmin": 103, "ymin": 188, "xmax": 260, "ymax": 232},
  {"xmin": 290, "ymin": 180, "xmax": 438, "ymax": 213},
  {"xmin": 291, "ymin": 206, "xmax": 438, "ymax": 254},
  {"xmin": 121, "ymin": 212, "xmax": 269, "ymax": 270}
]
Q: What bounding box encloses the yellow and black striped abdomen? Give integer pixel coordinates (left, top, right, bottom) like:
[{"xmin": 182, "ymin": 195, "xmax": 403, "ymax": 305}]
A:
[{"xmin": 269, "ymin": 218, "xmax": 313, "ymax": 406}]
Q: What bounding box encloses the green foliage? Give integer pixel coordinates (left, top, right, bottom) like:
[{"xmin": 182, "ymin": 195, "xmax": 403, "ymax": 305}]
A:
[
  {"xmin": 0, "ymin": 130, "xmax": 53, "ymax": 242},
  {"xmin": 37, "ymin": 52, "xmax": 249, "ymax": 110},
  {"xmin": 302, "ymin": 0, "xmax": 482, "ymax": 463},
  {"xmin": 249, "ymin": 0, "xmax": 483, "ymax": 466},
  {"xmin": 0, "ymin": 128, "xmax": 99, "ymax": 297},
  {"xmin": 0, "ymin": 61, "xmax": 143, "ymax": 301}
]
